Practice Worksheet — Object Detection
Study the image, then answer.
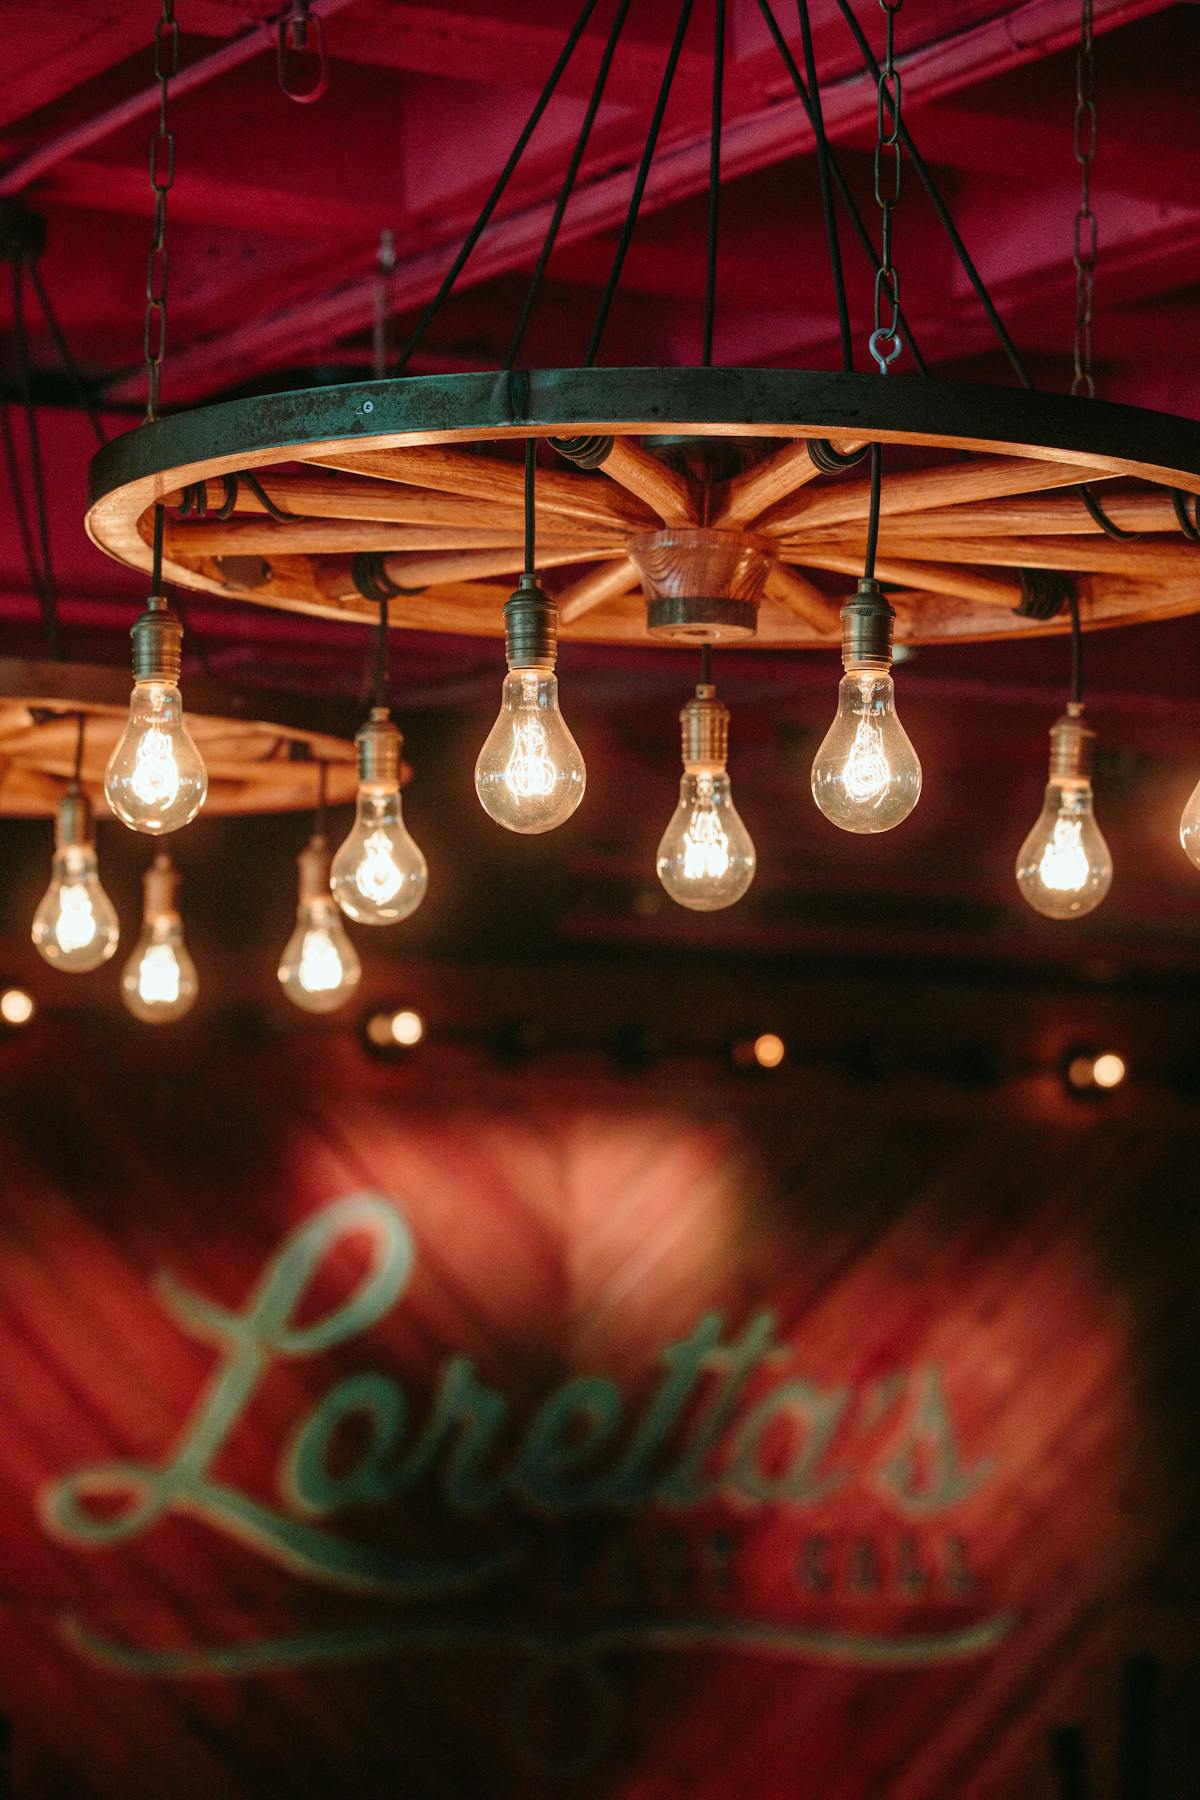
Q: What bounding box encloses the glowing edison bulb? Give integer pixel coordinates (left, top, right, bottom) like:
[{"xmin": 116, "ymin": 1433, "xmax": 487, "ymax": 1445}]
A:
[
  {"xmin": 31, "ymin": 788, "xmax": 119, "ymax": 973},
  {"xmin": 121, "ymin": 853, "xmax": 198, "ymax": 1022},
  {"xmin": 331, "ymin": 709, "xmax": 427, "ymax": 925},
  {"xmin": 279, "ymin": 836, "xmax": 361, "ymax": 1013},
  {"xmin": 1180, "ymin": 776, "xmax": 1200, "ymax": 869},
  {"xmin": 812, "ymin": 671, "xmax": 922, "ymax": 832},
  {"xmin": 1016, "ymin": 704, "xmax": 1112, "ymax": 919},
  {"xmin": 656, "ymin": 682, "xmax": 756, "ymax": 910},
  {"xmin": 476, "ymin": 668, "xmax": 586, "ymax": 833},
  {"xmin": 105, "ymin": 679, "xmax": 207, "ymax": 834}
]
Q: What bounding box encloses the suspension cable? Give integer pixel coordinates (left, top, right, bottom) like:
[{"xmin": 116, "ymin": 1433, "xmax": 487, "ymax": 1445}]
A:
[
  {"xmin": 10, "ymin": 260, "xmax": 62, "ymax": 658},
  {"xmin": 29, "ymin": 261, "xmax": 106, "ymax": 446},
  {"xmin": 585, "ymin": 0, "xmax": 696, "ymax": 366},
  {"xmin": 832, "ymin": 0, "xmax": 1034, "ymax": 390},
  {"xmin": 144, "ymin": 0, "xmax": 177, "ymax": 422},
  {"xmin": 396, "ymin": 0, "xmax": 601, "ymax": 374},
  {"xmin": 756, "ymin": 0, "xmax": 927, "ymax": 375},
  {"xmin": 372, "ymin": 594, "xmax": 389, "ymax": 711},
  {"xmin": 504, "ymin": 0, "xmax": 634, "ymax": 371},
  {"xmin": 797, "ymin": 0, "xmax": 851, "ymax": 372},
  {"xmin": 702, "ymin": 0, "xmax": 725, "ymax": 366},
  {"xmin": 524, "ymin": 438, "xmax": 536, "ymax": 575}
]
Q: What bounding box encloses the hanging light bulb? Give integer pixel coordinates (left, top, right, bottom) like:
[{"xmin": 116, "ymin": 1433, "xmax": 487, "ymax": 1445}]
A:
[
  {"xmin": 475, "ymin": 573, "xmax": 586, "ymax": 833},
  {"xmin": 1016, "ymin": 703, "xmax": 1112, "ymax": 918},
  {"xmin": 331, "ymin": 709, "xmax": 427, "ymax": 924},
  {"xmin": 104, "ymin": 586, "xmax": 208, "ymax": 834},
  {"xmin": 811, "ymin": 578, "xmax": 922, "ymax": 833},
  {"xmin": 121, "ymin": 852, "xmax": 198, "ymax": 1022},
  {"xmin": 279, "ymin": 832, "xmax": 361, "ymax": 1012},
  {"xmin": 656, "ymin": 676, "xmax": 755, "ymax": 910},
  {"xmin": 32, "ymin": 784, "xmax": 120, "ymax": 972},
  {"xmin": 1179, "ymin": 777, "xmax": 1200, "ymax": 869}
]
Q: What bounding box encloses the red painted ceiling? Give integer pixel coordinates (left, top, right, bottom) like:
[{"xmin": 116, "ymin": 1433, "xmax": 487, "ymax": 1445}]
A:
[{"xmin": 2, "ymin": 0, "xmax": 1200, "ymax": 980}]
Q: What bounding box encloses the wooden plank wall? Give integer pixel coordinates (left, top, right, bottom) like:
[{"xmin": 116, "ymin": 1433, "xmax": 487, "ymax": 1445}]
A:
[{"xmin": 0, "ymin": 1020, "xmax": 1196, "ymax": 1799}]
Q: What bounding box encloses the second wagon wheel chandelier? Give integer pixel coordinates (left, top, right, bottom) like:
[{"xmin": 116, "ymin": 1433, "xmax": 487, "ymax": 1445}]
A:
[{"xmin": 84, "ymin": 0, "xmax": 1200, "ymax": 920}]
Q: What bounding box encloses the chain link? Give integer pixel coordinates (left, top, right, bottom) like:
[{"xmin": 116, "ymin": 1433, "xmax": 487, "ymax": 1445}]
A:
[
  {"xmin": 144, "ymin": 0, "xmax": 178, "ymax": 422},
  {"xmin": 1071, "ymin": 0, "xmax": 1096, "ymax": 397},
  {"xmin": 870, "ymin": 0, "xmax": 903, "ymax": 372}
]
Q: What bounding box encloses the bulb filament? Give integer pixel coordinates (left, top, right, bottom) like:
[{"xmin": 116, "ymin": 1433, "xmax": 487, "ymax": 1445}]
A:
[
  {"xmin": 137, "ymin": 942, "xmax": 182, "ymax": 1005},
  {"xmin": 130, "ymin": 725, "xmax": 182, "ymax": 808},
  {"xmin": 355, "ymin": 829, "xmax": 404, "ymax": 905},
  {"xmin": 1038, "ymin": 816, "xmax": 1090, "ymax": 893},
  {"xmin": 297, "ymin": 928, "xmax": 345, "ymax": 994},
  {"xmin": 504, "ymin": 712, "xmax": 556, "ymax": 801},
  {"xmin": 682, "ymin": 779, "xmax": 731, "ymax": 880},
  {"xmin": 842, "ymin": 715, "xmax": 891, "ymax": 804},
  {"xmin": 54, "ymin": 884, "xmax": 99, "ymax": 954}
]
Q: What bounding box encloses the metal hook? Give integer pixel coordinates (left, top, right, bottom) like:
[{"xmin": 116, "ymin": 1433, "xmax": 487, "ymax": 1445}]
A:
[
  {"xmin": 868, "ymin": 326, "xmax": 903, "ymax": 373},
  {"xmin": 277, "ymin": 3, "xmax": 329, "ymax": 105}
]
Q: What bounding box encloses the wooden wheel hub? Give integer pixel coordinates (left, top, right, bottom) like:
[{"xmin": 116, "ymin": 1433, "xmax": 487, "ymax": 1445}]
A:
[{"xmin": 85, "ymin": 368, "xmax": 1200, "ymax": 651}]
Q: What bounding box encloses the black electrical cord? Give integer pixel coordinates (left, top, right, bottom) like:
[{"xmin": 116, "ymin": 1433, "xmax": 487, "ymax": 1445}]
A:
[
  {"xmin": 797, "ymin": 0, "xmax": 852, "ymax": 373},
  {"xmin": 0, "ymin": 400, "xmax": 46, "ymax": 637},
  {"xmin": 1068, "ymin": 586, "xmax": 1083, "ymax": 707},
  {"xmin": 151, "ymin": 502, "xmax": 166, "ymax": 592},
  {"xmin": 372, "ymin": 594, "xmax": 389, "ymax": 710},
  {"xmin": 396, "ymin": 0, "xmax": 601, "ymax": 374},
  {"xmin": 756, "ymin": 0, "xmax": 928, "ymax": 375},
  {"xmin": 863, "ymin": 442, "xmax": 883, "ymax": 581},
  {"xmin": 831, "ymin": 0, "xmax": 1035, "ymax": 391},
  {"xmin": 72, "ymin": 711, "xmax": 86, "ymax": 787},
  {"xmin": 11, "ymin": 261, "xmax": 62, "ymax": 658},
  {"xmin": 586, "ymin": 0, "xmax": 696, "ymax": 366},
  {"xmin": 1078, "ymin": 482, "xmax": 1140, "ymax": 540},
  {"xmin": 700, "ymin": 642, "xmax": 712, "ymax": 686},
  {"xmin": 702, "ymin": 0, "xmax": 725, "ymax": 367},
  {"xmin": 504, "ymin": 0, "xmax": 634, "ymax": 371},
  {"xmin": 524, "ymin": 438, "xmax": 536, "ymax": 575},
  {"xmin": 314, "ymin": 758, "xmax": 328, "ymax": 841}
]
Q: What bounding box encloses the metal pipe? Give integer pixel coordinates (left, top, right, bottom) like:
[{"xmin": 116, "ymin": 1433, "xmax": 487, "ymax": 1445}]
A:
[{"xmin": 0, "ymin": 0, "xmax": 358, "ymax": 199}]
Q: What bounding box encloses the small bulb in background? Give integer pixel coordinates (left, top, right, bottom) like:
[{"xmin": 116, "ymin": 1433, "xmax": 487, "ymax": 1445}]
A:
[
  {"xmin": 732, "ymin": 1031, "xmax": 786, "ymax": 1071},
  {"xmin": 657, "ymin": 681, "xmax": 756, "ymax": 910},
  {"xmin": 475, "ymin": 575, "xmax": 585, "ymax": 834},
  {"xmin": 31, "ymin": 786, "xmax": 120, "ymax": 973},
  {"xmin": 279, "ymin": 834, "xmax": 361, "ymax": 1013},
  {"xmin": 332, "ymin": 709, "xmax": 427, "ymax": 925},
  {"xmin": 121, "ymin": 852, "xmax": 198, "ymax": 1023},
  {"xmin": 1179, "ymin": 775, "xmax": 1200, "ymax": 869},
  {"xmin": 0, "ymin": 988, "xmax": 36, "ymax": 1028},
  {"xmin": 105, "ymin": 598, "xmax": 207, "ymax": 834},
  {"xmin": 365, "ymin": 1007, "xmax": 426, "ymax": 1050},
  {"xmin": 811, "ymin": 579, "xmax": 921, "ymax": 833},
  {"xmin": 1065, "ymin": 1049, "xmax": 1127, "ymax": 1093},
  {"xmin": 1016, "ymin": 704, "xmax": 1112, "ymax": 919}
]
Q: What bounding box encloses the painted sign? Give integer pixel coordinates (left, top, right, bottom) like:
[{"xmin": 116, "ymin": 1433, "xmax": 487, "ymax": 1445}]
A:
[{"xmin": 40, "ymin": 1192, "xmax": 1010, "ymax": 1772}]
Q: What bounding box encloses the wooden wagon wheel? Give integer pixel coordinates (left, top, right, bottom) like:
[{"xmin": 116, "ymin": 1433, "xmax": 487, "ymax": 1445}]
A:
[
  {"xmin": 86, "ymin": 369, "xmax": 1200, "ymax": 651},
  {"xmin": 0, "ymin": 662, "xmax": 360, "ymax": 819}
]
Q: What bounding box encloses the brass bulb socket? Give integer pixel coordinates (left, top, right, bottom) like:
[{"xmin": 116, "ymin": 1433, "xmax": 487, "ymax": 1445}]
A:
[
  {"xmin": 503, "ymin": 573, "xmax": 557, "ymax": 671},
  {"xmin": 131, "ymin": 596, "xmax": 184, "ymax": 685},
  {"xmin": 356, "ymin": 706, "xmax": 402, "ymax": 787},
  {"xmin": 297, "ymin": 834, "xmax": 332, "ymax": 904},
  {"xmin": 680, "ymin": 683, "xmax": 730, "ymax": 773},
  {"xmin": 143, "ymin": 850, "xmax": 180, "ymax": 920},
  {"xmin": 840, "ymin": 577, "xmax": 894, "ymax": 673},
  {"xmin": 55, "ymin": 783, "xmax": 94, "ymax": 851},
  {"xmin": 1047, "ymin": 702, "xmax": 1096, "ymax": 782}
]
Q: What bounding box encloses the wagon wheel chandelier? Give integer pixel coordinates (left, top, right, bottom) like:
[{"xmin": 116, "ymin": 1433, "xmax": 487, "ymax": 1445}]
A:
[{"xmin": 83, "ymin": 0, "xmax": 1200, "ymax": 928}]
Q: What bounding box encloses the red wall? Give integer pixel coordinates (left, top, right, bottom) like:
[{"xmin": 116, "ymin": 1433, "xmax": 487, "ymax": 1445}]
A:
[{"xmin": 0, "ymin": 1020, "xmax": 1196, "ymax": 1799}]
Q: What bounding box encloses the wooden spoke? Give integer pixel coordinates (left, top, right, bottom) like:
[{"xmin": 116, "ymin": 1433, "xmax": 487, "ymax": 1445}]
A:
[
  {"xmin": 805, "ymin": 534, "xmax": 1200, "ymax": 576},
  {"xmin": 757, "ymin": 456, "xmax": 1105, "ymax": 538},
  {"xmin": 801, "ymin": 548, "xmax": 1024, "ymax": 609},
  {"xmin": 315, "ymin": 445, "xmax": 658, "ymax": 533},
  {"xmin": 554, "ymin": 558, "xmax": 640, "ymax": 624},
  {"xmin": 171, "ymin": 469, "xmax": 527, "ymax": 529},
  {"xmin": 597, "ymin": 441, "xmax": 695, "ymax": 524},
  {"xmin": 763, "ymin": 562, "xmax": 841, "ymax": 634},
  {"xmin": 807, "ymin": 488, "xmax": 1186, "ymax": 539},
  {"xmin": 377, "ymin": 544, "xmax": 624, "ymax": 591},
  {"xmin": 715, "ymin": 437, "xmax": 865, "ymax": 529},
  {"xmin": 164, "ymin": 518, "xmax": 615, "ymax": 557}
]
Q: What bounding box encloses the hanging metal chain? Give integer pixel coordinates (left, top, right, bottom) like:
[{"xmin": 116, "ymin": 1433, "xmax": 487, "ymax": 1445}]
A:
[
  {"xmin": 144, "ymin": 0, "xmax": 178, "ymax": 423},
  {"xmin": 1071, "ymin": 0, "xmax": 1097, "ymax": 396},
  {"xmin": 870, "ymin": 0, "xmax": 903, "ymax": 372}
]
